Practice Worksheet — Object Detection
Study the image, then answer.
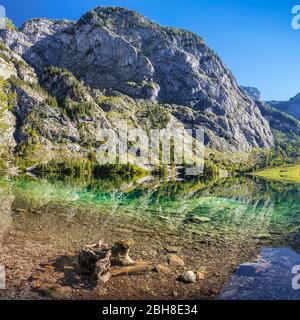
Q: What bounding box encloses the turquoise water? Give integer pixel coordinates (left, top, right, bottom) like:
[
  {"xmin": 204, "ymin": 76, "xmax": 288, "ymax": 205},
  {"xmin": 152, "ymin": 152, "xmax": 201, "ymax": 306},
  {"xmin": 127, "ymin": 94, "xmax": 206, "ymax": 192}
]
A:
[{"xmin": 2, "ymin": 175, "xmax": 300, "ymax": 240}]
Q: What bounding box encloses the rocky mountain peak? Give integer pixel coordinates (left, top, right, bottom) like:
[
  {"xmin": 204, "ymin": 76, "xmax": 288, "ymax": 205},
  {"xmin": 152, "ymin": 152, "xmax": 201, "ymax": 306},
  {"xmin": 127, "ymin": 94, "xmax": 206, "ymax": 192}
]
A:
[
  {"xmin": 0, "ymin": 6, "xmax": 274, "ymax": 153},
  {"xmin": 82, "ymin": 6, "xmax": 153, "ymax": 26},
  {"xmin": 241, "ymin": 86, "xmax": 262, "ymax": 101},
  {"xmin": 268, "ymin": 92, "xmax": 300, "ymax": 120},
  {"xmin": 290, "ymin": 92, "xmax": 300, "ymax": 102}
]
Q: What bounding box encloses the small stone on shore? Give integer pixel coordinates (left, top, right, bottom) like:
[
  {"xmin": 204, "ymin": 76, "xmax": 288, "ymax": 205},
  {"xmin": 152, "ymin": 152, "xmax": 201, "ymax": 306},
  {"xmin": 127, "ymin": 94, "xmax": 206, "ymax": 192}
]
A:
[
  {"xmin": 167, "ymin": 254, "xmax": 185, "ymax": 267},
  {"xmin": 154, "ymin": 264, "xmax": 171, "ymax": 274},
  {"xmin": 53, "ymin": 285, "xmax": 73, "ymax": 298},
  {"xmin": 196, "ymin": 271, "xmax": 205, "ymax": 280},
  {"xmin": 14, "ymin": 208, "xmax": 27, "ymax": 213},
  {"xmin": 178, "ymin": 271, "xmax": 197, "ymax": 283},
  {"xmin": 165, "ymin": 246, "xmax": 181, "ymax": 253}
]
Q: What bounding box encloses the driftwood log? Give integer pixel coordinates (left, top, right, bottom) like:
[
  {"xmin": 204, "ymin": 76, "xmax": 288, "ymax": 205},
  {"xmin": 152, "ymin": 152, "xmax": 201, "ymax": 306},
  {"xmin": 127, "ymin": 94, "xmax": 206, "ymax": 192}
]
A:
[
  {"xmin": 78, "ymin": 239, "xmax": 111, "ymax": 282},
  {"xmin": 111, "ymin": 239, "xmax": 135, "ymax": 266},
  {"xmin": 111, "ymin": 262, "xmax": 153, "ymax": 276},
  {"xmin": 78, "ymin": 239, "xmax": 154, "ymax": 283}
]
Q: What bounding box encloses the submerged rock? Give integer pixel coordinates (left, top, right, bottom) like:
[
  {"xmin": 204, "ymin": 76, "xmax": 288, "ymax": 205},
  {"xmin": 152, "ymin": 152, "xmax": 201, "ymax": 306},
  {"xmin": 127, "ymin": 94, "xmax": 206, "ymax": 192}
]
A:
[
  {"xmin": 235, "ymin": 259, "xmax": 271, "ymax": 277},
  {"xmin": 253, "ymin": 233, "xmax": 271, "ymax": 240},
  {"xmin": 190, "ymin": 216, "xmax": 211, "ymax": 224}
]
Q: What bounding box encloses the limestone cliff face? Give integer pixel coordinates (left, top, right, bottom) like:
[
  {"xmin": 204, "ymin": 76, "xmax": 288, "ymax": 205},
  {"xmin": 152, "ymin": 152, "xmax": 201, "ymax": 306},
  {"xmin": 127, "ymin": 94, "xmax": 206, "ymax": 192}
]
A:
[
  {"xmin": 0, "ymin": 44, "xmax": 37, "ymax": 167},
  {"xmin": 0, "ymin": 6, "xmax": 274, "ymax": 163},
  {"xmin": 0, "ymin": 19, "xmax": 73, "ymax": 56}
]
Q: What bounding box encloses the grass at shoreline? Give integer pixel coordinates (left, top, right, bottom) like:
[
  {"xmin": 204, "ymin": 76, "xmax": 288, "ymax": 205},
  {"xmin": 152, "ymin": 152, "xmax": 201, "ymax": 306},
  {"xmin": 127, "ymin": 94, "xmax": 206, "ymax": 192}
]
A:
[{"xmin": 253, "ymin": 164, "xmax": 300, "ymax": 183}]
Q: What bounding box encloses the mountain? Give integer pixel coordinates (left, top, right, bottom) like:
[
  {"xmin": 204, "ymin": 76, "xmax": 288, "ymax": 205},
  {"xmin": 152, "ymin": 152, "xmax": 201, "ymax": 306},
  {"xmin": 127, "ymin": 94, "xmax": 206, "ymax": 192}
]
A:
[
  {"xmin": 268, "ymin": 93, "xmax": 300, "ymax": 120},
  {"xmin": 241, "ymin": 86, "xmax": 300, "ymax": 139},
  {"xmin": 256, "ymin": 100, "xmax": 300, "ymax": 137},
  {"xmin": 241, "ymin": 86, "xmax": 262, "ymax": 101},
  {"xmin": 0, "ymin": 7, "xmax": 274, "ymax": 171}
]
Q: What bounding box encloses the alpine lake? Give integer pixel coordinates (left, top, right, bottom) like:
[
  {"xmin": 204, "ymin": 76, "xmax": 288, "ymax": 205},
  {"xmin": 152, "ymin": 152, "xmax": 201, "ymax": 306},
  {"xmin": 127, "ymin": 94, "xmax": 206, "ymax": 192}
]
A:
[{"xmin": 1, "ymin": 172, "xmax": 300, "ymax": 300}]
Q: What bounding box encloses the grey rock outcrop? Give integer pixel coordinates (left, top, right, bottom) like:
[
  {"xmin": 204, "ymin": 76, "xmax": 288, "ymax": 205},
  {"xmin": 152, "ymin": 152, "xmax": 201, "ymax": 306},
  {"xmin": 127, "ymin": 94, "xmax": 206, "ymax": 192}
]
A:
[
  {"xmin": 0, "ymin": 19, "xmax": 73, "ymax": 56},
  {"xmin": 241, "ymin": 86, "xmax": 262, "ymax": 101}
]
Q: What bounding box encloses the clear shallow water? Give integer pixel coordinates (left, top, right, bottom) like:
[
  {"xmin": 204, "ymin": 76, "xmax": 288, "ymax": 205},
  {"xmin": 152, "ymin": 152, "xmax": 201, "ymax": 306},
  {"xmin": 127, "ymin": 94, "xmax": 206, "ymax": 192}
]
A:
[
  {"xmin": 219, "ymin": 248, "xmax": 300, "ymax": 300},
  {"xmin": 5, "ymin": 174, "xmax": 300, "ymax": 238},
  {"xmin": 1, "ymin": 174, "xmax": 300, "ymax": 248},
  {"xmin": 1, "ymin": 174, "xmax": 300, "ymax": 299}
]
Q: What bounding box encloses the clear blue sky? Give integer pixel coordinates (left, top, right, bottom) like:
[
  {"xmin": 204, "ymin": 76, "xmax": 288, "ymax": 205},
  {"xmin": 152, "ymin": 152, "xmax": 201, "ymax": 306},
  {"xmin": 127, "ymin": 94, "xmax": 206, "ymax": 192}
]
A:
[{"xmin": 2, "ymin": 0, "xmax": 299, "ymax": 100}]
